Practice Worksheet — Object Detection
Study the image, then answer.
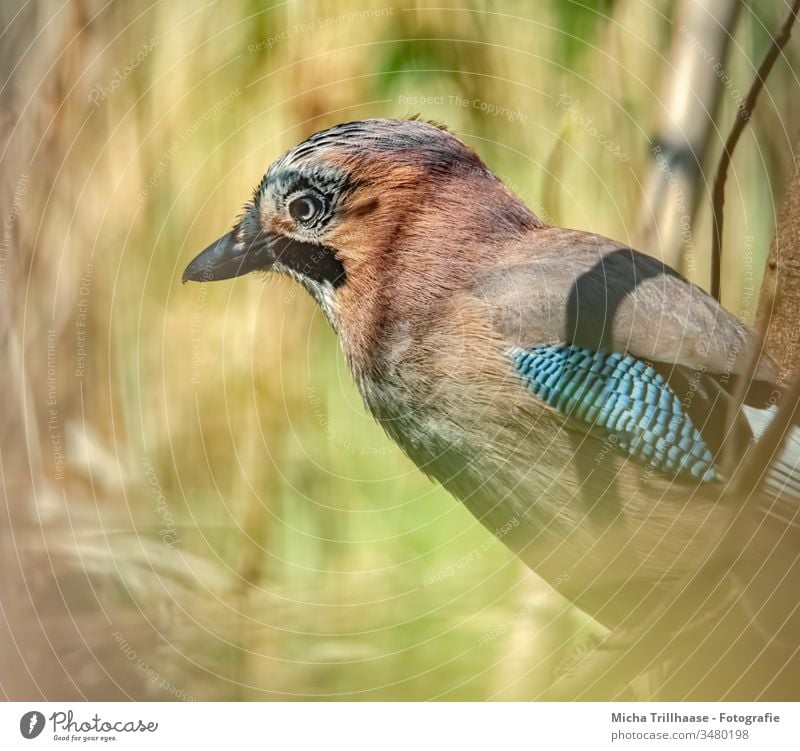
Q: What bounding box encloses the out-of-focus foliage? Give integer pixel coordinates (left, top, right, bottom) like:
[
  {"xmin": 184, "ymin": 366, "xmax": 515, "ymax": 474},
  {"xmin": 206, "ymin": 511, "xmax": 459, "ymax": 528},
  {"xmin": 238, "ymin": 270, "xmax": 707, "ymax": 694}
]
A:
[{"xmin": 1, "ymin": 0, "xmax": 797, "ymax": 700}]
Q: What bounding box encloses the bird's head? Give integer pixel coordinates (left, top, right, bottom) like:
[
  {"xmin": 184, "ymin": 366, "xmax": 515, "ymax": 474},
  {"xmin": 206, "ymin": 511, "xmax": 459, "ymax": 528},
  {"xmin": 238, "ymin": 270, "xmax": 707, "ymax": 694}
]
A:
[{"xmin": 183, "ymin": 118, "xmax": 541, "ymax": 346}]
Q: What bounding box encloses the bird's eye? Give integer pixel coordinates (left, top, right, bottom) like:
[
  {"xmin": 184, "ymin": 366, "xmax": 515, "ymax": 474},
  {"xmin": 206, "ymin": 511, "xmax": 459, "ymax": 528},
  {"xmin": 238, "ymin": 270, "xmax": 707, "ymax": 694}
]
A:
[{"xmin": 288, "ymin": 193, "xmax": 324, "ymax": 224}]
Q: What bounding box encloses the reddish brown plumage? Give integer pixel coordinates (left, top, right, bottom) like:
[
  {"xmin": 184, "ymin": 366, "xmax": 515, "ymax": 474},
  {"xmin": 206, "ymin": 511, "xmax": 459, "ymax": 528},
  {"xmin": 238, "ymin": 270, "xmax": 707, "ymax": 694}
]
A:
[{"xmin": 314, "ymin": 123, "xmax": 542, "ymax": 376}]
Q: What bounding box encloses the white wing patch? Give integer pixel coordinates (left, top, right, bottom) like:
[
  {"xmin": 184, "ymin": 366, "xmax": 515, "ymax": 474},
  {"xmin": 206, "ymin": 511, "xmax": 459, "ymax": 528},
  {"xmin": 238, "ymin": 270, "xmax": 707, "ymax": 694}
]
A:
[{"xmin": 743, "ymin": 405, "xmax": 800, "ymax": 499}]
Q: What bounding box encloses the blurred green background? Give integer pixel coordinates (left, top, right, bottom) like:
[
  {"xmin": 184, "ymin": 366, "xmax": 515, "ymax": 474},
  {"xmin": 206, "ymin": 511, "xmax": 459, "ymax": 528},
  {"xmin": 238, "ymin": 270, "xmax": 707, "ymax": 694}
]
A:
[{"xmin": 2, "ymin": 0, "xmax": 798, "ymax": 700}]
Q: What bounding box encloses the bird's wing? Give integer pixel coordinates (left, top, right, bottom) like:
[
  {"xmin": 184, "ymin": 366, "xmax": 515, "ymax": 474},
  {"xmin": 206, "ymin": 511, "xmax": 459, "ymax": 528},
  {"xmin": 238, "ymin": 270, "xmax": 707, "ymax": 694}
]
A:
[
  {"xmin": 473, "ymin": 227, "xmax": 776, "ymax": 387},
  {"xmin": 472, "ymin": 228, "xmax": 797, "ymax": 490}
]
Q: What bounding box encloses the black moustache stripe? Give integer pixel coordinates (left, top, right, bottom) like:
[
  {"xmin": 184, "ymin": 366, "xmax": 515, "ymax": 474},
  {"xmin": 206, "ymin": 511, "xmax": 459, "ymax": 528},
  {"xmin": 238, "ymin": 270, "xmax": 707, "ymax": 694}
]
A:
[{"xmin": 274, "ymin": 238, "xmax": 346, "ymax": 288}]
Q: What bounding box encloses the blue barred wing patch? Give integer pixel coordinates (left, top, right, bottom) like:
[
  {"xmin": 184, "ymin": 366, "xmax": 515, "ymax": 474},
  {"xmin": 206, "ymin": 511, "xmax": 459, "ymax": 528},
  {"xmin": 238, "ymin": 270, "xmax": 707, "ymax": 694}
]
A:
[{"xmin": 509, "ymin": 345, "xmax": 716, "ymax": 482}]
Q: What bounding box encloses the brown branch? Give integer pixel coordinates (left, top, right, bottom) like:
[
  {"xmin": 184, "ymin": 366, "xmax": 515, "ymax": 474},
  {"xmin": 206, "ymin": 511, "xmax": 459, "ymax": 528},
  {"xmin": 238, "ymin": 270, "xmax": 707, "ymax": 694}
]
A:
[
  {"xmin": 710, "ymin": 0, "xmax": 800, "ymax": 301},
  {"xmin": 756, "ymin": 137, "xmax": 800, "ymax": 379}
]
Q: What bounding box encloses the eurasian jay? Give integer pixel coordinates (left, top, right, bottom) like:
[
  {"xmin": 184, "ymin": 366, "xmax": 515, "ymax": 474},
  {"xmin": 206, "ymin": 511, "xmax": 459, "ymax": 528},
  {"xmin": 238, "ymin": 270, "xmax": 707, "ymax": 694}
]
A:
[{"xmin": 183, "ymin": 118, "xmax": 800, "ymax": 698}]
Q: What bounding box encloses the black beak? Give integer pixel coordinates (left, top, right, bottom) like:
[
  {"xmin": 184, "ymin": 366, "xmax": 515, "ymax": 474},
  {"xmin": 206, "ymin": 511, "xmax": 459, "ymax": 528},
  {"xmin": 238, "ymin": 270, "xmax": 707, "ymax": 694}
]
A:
[{"xmin": 182, "ymin": 230, "xmax": 275, "ymax": 283}]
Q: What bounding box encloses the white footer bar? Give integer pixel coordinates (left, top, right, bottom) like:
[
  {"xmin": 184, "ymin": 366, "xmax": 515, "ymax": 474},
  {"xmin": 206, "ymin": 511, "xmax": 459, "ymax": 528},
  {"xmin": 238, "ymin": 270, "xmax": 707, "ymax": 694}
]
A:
[{"xmin": 0, "ymin": 702, "xmax": 795, "ymax": 750}]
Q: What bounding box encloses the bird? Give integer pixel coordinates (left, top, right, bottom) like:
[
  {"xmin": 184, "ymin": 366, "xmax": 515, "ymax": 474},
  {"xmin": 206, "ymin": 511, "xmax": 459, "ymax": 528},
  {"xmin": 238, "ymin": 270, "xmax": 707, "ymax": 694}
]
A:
[{"xmin": 183, "ymin": 118, "xmax": 800, "ymax": 699}]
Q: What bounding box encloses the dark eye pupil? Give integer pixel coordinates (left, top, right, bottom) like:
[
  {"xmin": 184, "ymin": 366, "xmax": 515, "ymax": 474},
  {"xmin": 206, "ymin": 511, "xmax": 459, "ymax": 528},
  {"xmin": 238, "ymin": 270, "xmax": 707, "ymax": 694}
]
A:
[{"xmin": 289, "ymin": 195, "xmax": 321, "ymax": 223}]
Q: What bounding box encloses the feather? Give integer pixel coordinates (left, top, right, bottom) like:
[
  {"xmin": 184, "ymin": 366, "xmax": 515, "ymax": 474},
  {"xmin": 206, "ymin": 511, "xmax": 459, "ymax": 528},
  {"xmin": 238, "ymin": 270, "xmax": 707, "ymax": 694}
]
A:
[
  {"xmin": 473, "ymin": 230, "xmax": 777, "ymax": 392},
  {"xmin": 509, "ymin": 344, "xmax": 717, "ymax": 481}
]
